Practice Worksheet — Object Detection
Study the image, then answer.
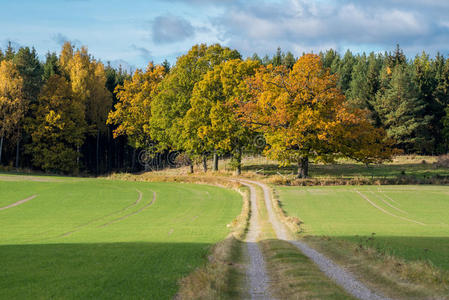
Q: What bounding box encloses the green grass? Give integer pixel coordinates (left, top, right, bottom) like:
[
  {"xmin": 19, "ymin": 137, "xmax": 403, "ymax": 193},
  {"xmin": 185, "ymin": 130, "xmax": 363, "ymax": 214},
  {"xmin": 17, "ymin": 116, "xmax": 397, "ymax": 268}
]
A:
[
  {"xmin": 0, "ymin": 175, "xmax": 242, "ymax": 299},
  {"xmin": 277, "ymin": 185, "xmax": 449, "ymax": 271},
  {"xmin": 242, "ymin": 155, "xmax": 449, "ymax": 179}
]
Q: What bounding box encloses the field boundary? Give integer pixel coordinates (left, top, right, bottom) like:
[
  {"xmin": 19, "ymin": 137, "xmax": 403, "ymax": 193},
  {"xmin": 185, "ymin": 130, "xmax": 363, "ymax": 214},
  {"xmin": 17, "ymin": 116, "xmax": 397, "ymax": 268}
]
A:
[{"xmin": 0, "ymin": 195, "xmax": 37, "ymax": 211}]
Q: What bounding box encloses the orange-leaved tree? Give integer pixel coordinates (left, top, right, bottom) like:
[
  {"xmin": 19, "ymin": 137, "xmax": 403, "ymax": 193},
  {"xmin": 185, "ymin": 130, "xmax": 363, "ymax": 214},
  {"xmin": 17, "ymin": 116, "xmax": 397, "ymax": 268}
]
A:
[{"xmin": 237, "ymin": 54, "xmax": 395, "ymax": 178}]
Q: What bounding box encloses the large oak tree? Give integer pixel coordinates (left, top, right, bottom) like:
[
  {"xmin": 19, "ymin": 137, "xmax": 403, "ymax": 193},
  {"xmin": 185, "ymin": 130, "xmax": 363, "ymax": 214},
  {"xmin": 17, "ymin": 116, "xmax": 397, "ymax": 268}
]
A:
[{"xmin": 238, "ymin": 54, "xmax": 394, "ymax": 178}]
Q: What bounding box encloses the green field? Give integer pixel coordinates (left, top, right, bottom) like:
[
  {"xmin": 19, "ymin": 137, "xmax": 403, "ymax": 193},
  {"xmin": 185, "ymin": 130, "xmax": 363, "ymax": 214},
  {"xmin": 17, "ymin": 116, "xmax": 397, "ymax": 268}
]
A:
[
  {"xmin": 0, "ymin": 175, "xmax": 241, "ymax": 299},
  {"xmin": 277, "ymin": 185, "xmax": 449, "ymax": 271}
]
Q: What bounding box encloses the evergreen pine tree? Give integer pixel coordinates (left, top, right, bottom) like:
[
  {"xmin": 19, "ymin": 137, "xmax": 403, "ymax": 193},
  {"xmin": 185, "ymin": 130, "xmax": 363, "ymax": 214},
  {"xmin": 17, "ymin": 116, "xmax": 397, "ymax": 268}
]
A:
[
  {"xmin": 251, "ymin": 53, "xmax": 262, "ymax": 63},
  {"xmin": 337, "ymin": 50, "xmax": 356, "ymax": 93},
  {"xmin": 43, "ymin": 52, "xmax": 60, "ymax": 81},
  {"xmin": 283, "ymin": 51, "xmax": 296, "ymax": 69},
  {"xmin": 375, "ymin": 64, "xmax": 432, "ymax": 152},
  {"xmin": 4, "ymin": 41, "xmax": 15, "ymax": 60},
  {"xmin": 272, "ymin": 47, "xmax": 282, "ymax": 66}
]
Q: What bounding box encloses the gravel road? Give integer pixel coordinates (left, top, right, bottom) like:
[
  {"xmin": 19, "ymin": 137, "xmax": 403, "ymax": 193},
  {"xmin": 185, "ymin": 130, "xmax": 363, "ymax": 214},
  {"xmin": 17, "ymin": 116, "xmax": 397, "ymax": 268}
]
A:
[
  {"xmin": 239, "ymin": 181, "xmax": 274, "ymax": 300},
  {"xmin": 239, "ymin": 179, "xmax": 392, "ymax": 300}
]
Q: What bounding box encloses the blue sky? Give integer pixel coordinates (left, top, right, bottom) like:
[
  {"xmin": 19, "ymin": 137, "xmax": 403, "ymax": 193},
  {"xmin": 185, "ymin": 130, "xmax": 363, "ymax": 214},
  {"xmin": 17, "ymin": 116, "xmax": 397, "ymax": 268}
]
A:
[{"xmin": 1, "ymin": 0, "xmax": 449, "ymax": 70}]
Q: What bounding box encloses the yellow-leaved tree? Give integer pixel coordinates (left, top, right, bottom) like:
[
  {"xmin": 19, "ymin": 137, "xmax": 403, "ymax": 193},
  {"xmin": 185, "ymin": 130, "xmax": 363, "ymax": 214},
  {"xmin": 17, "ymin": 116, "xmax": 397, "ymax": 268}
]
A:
[
  {"xmin": 60, "ymin": 42, "xmax": 112, "ymax": 173},
  {"xmin": 27, "ymin": 75, "xmax": 86, "ymax": 173},
  {"xmin": 184, "ymin": 59, "xmax": 259, "ymax": 174},
  {"xmin": 107, "ymin": 62, "xmax": 166, "ymax": 168},
  {"xmin": 238, "ymin": 54, "xmax": 394, "ymax": 178},
  {"xmin": 0, "ymin": 60, "xmax": 24, "ymax": 164}
]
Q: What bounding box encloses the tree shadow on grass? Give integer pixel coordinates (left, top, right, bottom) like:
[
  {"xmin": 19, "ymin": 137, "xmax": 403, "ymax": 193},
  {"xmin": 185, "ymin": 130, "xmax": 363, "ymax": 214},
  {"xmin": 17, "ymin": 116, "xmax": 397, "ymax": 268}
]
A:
[
  {"xmin": 242, "ymin": 163, "xmax": 449, "ymax": 178},
  {"xmin": 0, "ymin": 242, "xmax": 213, "ymax": 300}
]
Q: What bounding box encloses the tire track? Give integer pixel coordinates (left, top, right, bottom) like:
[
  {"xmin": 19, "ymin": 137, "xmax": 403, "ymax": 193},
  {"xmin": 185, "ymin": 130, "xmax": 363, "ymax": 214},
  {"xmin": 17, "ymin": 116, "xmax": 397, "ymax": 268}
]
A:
[
  {"xmin": 238, "ymin": 181, "xmax": 274, "ymax": 300},
  {"xmin": 240, "ymin": 179, "xmax": 391, "ymax": 300},
  {"xmin": 0, "ymin": 195, "xmax": 37, "ymax": 211},
  {"xmin": 59, "ymin": 189, "xmax": 144, "ymax": 237},
  {"xmin": 356, "ymin": 191, "xmax": 425, "ymax": 226},
  {"xmin": 377, "ymin": 190, "xmax": 401, "ymax": 205},
  {"xmin": 98, "ymin": 191, "xmax": 156, "ymax": 227},
  {"xmin": 369, "ymin": 192, "xmax": 408, "ymax": 214}
]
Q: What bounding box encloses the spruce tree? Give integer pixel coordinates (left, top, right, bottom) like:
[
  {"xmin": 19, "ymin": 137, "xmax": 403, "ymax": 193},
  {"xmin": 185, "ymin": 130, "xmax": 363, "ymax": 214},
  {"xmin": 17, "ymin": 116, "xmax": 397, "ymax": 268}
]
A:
[
  {"xmin": 375, "ymin": 64, "xmax": 432, "ymax": 152},
  {"xmin": 4, "ymin": 41, "xmax": 15, "ymax": 60},
  {"xmin": 337, "ymin": 50, "xmax": 356, "ymax": 93},
  {"xmin": 283, "ymin": 51, "xmax": 296, "ymax": 69},
  {"xmin": 43, "ymin": 52, "xmax": 60, "ymax": 81},
  {"xmin": 250, "ymin": 53, "xmax": 262, "ymax": 63},
  {"xmin": 272, "ymin": 47, "xmax": 282, "ymax": 66}
]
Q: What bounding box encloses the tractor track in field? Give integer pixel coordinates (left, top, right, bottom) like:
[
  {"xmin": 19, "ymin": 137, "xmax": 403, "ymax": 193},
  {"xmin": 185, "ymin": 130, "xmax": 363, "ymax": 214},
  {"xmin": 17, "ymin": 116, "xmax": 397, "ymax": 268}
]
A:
[
  {"xmin": 239, "ymin": 179, "xmax": 392, "ymax": 300},
  {"xmin": 98, "ymin": 191, "xmax": 156, "ymax": 227},
  {"xmin": 356, "ymin": 190, "xmax": 426, "ymax": 226},
  {"xmin": 53, "ymin": 189, "xmax": 156, "ymax": 239},
  {"xmin": 0, "ymin": 195, "xmax": 37, "ymax": 211},
  {"xmin": 370, "ymin": 192, "xmax": 408, "ymax": 214},
  {"xmin": 58, "ymin": 189, "xmax": 145, "ymax": 237}
]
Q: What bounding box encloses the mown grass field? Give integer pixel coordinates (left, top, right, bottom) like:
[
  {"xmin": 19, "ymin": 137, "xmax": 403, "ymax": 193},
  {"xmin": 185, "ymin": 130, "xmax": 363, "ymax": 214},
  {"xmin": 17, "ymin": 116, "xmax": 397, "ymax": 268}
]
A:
[
  {"xmin": 277, "ymin": 185, "xmax": 449, "ymax": 271},
  {"xmin": 0, "ymin": 174, "xmax": 242, "ymax": 299}
]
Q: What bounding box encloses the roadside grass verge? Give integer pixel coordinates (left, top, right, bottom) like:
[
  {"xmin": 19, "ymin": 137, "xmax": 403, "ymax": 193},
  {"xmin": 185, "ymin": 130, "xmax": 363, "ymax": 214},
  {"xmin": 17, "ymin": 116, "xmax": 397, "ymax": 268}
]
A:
[
  {"xmin": 259, "ymin": 239, "xmax": 356, "ymax": 300},
  {"xmin": 249, "ymin": 184, "xmax": 355, "ymax": 299},
  {"xmin": 275, "ymin": 185, "xmax": 449, "ymax": 299},
  {"xmin": 175, "ymin": 186, "xmax": 251, "ymax": 299}
]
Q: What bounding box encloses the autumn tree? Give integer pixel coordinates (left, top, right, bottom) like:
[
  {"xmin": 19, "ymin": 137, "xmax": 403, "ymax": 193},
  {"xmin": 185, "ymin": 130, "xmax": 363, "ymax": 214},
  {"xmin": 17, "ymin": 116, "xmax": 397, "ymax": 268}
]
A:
[
  {"xmin": 107, "ymin": 63, "xmax": 166, "ymax": 169},
  {"xmin": 150, "ymin": 44, "xmax": 240, "ymax": 172},
  {"xmin": 0, "ymin": 60, "xmax": 24, "ymax": 165},
  {"xmin": 26, "ymin": 75, "xmax": 86, "ymax": 173},
  {"xmin": 184, "ymin": 59, "xmax": 259, "ymax": 174},
  {"xmin": 59, "ymin": 43, "xmax": 112, "ymax": 173},
  {"xmin": 238, "ymin": 54, "xmax": 393, "ymax": 178}
]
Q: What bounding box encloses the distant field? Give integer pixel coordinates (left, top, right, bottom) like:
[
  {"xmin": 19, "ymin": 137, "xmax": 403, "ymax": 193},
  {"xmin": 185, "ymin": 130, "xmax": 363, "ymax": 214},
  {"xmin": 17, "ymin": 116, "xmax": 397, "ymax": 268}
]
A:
[
  {"xmin": 0, "ymin": 175, "xmax": 241, "ymax": 299},
  {"xmin": 277, "ymin": 185, "xmax": 449, "ymax": 271},
  {"xmin": 241, "ymin": 155, "xmax": 449, "ymax": 179}
]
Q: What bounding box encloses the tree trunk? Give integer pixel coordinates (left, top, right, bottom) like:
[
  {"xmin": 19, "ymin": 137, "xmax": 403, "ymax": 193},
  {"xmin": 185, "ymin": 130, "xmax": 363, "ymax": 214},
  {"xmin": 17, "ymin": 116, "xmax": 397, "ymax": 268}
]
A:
[
  {"xmin": 131, "ymin": 147, "xmax": 136, "ymax": 171},
  {"xmin": 235, "ymin": 148, "xmax": 242, "ymax": 175},
  {"xmin": 0, "ymin": 135, "xmax": 3, "ymax": 165},
  {"xmin": 15, "ymin": 135, "xmax": 20, "ymax": 169},
  {"xmin": 297, "ymin": 156, "xmax": 309, "ymax": 178},
  {"xmin": 96, "ymin": 129, "xmax": 100, "ymax": 175},
  {"xmin": 189, "ymin": 162, "xmax": 194, "ymax": 174},
  {"xmin": 202, "ymin": 155, "xmax": 208, "ymax": 172},
  {"xmin": 76, "ymin": 145, "xmax": 80, "ymax": 172},
  {"xmin": 213, "ymin": 151, "xmax": 218, "ymax": 171}
]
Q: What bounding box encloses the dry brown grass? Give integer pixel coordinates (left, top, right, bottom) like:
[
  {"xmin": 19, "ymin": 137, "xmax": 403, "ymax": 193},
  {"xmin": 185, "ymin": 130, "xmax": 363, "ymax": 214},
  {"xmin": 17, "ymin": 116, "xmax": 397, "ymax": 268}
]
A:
[
  {"xmin": 304, "ymin": 236, "xmax": 449, "ymax": 300},
  {"xmin": 175, "ymin": 187, "xmax": 250, "ymax": 300},
  {"xmin": 270, "ymin": 182, "xmax": 449, "ymax": 300},
  {"xmin": 259, "ymin": 239, "xmax": 356, "ymax": 300}
]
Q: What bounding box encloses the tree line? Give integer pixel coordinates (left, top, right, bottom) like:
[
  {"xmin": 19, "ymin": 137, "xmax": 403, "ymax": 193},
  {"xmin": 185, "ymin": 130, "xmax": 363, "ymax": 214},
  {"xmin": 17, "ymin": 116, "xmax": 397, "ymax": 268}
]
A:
[{"xmin": 1, "ymin": 42, "xmax": 446, "ymax": 176}]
